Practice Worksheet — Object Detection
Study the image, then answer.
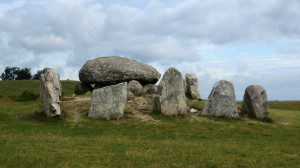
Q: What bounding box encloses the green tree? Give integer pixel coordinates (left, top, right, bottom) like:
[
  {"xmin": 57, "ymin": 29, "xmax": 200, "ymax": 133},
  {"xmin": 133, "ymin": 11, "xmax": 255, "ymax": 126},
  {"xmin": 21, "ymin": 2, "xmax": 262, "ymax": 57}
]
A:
[
  {"xmin": 32, "ymin": 70, "xmax": 43, "ymax": 80},
  {"xmin": 1, "ymin": 67, "xmax": 20, "ymax": 80},
  {"xmin": 1, "ymin": 67, "xmax": 33, "ymax": 80},
  {"xmin": 15, "ymin": 68, "xmax": 32, "ymax": 80}
]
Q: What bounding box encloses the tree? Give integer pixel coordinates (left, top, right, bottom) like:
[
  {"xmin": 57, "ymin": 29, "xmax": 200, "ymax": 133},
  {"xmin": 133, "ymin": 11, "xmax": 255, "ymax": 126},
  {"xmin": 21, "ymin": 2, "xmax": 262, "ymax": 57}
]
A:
[
  {"xmin": 32, "ymin": 70, "xmax": 43, "ymax": 80},
  {"xmin": 15, "ymin": 68, "xmax": 32, "ymax": 80},
  {"xmin": 1, "ymin": 67, "xmax": 33, "ymax": 80},
  {"xmin": 1, "ymin": 67, "xmax": 20, "ymax": 80}
]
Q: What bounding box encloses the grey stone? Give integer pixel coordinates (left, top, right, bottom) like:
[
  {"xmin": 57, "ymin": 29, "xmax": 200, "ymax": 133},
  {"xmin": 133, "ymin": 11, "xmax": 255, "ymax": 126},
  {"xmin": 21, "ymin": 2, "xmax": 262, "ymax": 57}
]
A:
[
  {"xmin": 127, "ymin": 80, "xmax": 143, "ymax": 96},
  {"xmin": 143, "ymin": 84, "xmax": 158, "ymax": 94},
  {"xmin": 127, "ymin": 90, "xmax": 135, "ymax": 101},
  {"xmin": 242, "ymin": 85, "xmax": 269, "ymax": 120},
  {"xmin": 153, "ymin": 67, "xmax": 188, "ymax": 116},
  {"xmin": 202, "ymin": 80, "xmax": 239, "ymax": 119},
  {"xmin": 183, "ymin": 78, "xmax": 187, "ymax": 94},
  {"xmin": 185, "ymin": 73, "xmax": 200, "ymax": 100},
  {"xmin": 74, "ymin": 83, "xmax": 93, "ymax": 95},
  {"xmin": 79, "ymin": 56, "xmax": 161, "ymax": 85},
  {"xmin": 88, "ymin": 82, "xmax": 127, "ymax": 120},
  {"xmin": 39, "ymin": 68, "xmax": 61, "ymax": 118}
]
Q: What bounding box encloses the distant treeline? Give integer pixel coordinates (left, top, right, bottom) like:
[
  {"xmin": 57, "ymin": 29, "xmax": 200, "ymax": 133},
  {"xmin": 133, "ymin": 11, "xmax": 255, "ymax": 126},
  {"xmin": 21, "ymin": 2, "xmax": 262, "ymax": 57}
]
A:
[{"xmin": 1, "ymin": 67, "xmax": 42, "ymax": 80}]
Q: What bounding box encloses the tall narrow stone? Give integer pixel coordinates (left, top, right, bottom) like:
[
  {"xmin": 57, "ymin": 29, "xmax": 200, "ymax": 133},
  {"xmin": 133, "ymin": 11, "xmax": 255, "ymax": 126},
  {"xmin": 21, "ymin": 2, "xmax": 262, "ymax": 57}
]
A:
[
  {"xmin": 202, "ymin": 80, "xmax": 238, "ymax": 119},
  {"xmin": 88, "ymin": 82, "xmax": 127, "ymax": 120},
  {"xmin": 242, "ymin": 85, "xmax": 269, "ymax": 120},
  {"xmin": 40, "ymin": 68, "xmax": 62, "ymax": 118},
  {"xmin": 185, "ymin": 73, "xmax": 200, "ymax": 100},
  {"xmin": 153, "ymin": 67, "xmax": 188, "ymax": 116}
]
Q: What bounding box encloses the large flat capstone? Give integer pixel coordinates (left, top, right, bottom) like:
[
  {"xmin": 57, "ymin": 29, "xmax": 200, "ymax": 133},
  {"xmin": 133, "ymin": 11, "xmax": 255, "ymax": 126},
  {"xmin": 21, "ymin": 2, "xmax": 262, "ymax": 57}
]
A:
[{"xmin": 79, "ymin": 56, "xmax": 161, "ymax": 85}]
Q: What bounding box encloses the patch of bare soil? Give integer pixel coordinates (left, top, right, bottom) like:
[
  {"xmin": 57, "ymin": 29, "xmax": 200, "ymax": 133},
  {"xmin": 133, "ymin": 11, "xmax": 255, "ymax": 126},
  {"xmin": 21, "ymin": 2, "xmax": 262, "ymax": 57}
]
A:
[
  {"xmin": 62, "ymin": 95, "xmax": 91, "ymax": 123},
  {"xmin": 279, "ymin": 122, "xmax": 290, "ymax": 125}
]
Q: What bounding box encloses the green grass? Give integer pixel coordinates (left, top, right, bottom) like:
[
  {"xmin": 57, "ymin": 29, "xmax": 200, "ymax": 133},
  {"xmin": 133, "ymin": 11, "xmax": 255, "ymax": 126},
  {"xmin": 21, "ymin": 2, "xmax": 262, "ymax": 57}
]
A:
[
  {"xmin": 0, "ymin": 80, "xmax": 79, "ymax": 99},
  {"xmin": 0, "ymin": 80, "xmax": 299, "ymax": 167}
]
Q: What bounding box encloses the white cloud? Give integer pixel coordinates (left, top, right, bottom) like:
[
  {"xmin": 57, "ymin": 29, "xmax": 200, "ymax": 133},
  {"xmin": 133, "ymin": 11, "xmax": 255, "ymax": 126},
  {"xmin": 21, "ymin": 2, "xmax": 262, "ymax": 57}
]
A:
[{"xmin": 0, "ymin": 0, "xmax": 299, "ymax": 100}]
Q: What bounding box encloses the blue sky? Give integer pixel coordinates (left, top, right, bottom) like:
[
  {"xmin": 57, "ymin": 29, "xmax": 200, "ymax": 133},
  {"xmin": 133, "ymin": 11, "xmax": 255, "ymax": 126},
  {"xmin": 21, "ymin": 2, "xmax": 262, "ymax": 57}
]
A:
[{"xmin": 0, "ymin": 0, "xmax": 300, "ymax": 100}]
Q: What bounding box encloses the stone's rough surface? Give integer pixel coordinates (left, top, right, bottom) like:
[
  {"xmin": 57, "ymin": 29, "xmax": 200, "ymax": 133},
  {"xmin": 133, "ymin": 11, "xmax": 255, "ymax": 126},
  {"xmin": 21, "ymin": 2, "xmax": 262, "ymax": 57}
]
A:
[
  {"xmin": 79, "ymin": 56, "xmax": 161, "ymax": 85},
  {"xmin": 74, "ymin": 83, "xmax": 93, "ymax": 95},
  {"xmin": 143, "ymin": 84, "xmax": 158, "ymax": 94},
  {"xmin": 183, "ymin": 78, "xmax": 187, "ymax": 94},
  {"xmin": 127, "ymin": 90, "xmax": 135, "ymax": 101},
  {"xmin": 40, "ymin": 68, "xmax": 62, "ymax": 118},
  {"xmin": 153, "ymin": 67, "xmax": 188, "ymax": 116},
  {"xmin": 88, "ymin": 82, "xmax": 127, "ymax": 120},
  {"xmin": 202, "ymin": 80, "xmax": 239, "ymax": 119},
  {"xmin": 127, "ymin": 80, "xmax": 143, "ymax": 96},
  {"xmin": 242, "ymin": 85, "xmax": 269, "ymax": 119},
  {"xmin": 185, "ymin": 73, "xmax": 200, "ymax": 99}
]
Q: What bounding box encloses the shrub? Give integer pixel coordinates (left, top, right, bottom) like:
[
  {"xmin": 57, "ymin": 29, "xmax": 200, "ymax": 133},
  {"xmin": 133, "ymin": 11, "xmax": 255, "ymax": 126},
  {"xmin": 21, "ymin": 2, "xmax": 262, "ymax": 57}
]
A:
[{"xmin": 16, "ymin": 90, "xmax": 39, "ymax": 102}]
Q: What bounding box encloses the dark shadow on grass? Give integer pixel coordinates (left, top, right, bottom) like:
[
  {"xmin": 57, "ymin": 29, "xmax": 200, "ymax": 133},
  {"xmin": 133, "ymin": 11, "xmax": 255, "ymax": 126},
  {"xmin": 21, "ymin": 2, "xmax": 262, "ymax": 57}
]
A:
[{"xmin": 23, "ymin": 110, "xmax": 62, "ymax": 122}]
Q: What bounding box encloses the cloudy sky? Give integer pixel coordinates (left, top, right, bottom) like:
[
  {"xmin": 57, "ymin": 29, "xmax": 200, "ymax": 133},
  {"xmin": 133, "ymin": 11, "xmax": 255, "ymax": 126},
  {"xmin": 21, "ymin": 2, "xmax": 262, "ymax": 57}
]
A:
[{"xmin": 0, "ymin": 0, "xmax": 300, "ymax": 100}]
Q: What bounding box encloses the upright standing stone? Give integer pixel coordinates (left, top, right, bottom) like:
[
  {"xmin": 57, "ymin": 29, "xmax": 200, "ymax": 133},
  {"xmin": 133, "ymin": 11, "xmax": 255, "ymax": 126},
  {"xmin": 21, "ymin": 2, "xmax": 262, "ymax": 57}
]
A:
[
  {"xmin": 242, "ymin": 85, "xmax": 269, "ymax": 120},
  {"xmin": 40, "ymin": 68, "xmax": 62, "ymax": 118},
  {"xmin": 185, "ymin": 73, "xmax": 200, "ymax": 99},
  {"xmin": 202, "ymin": 80, "xmax": 239, "ymax": 119},
  {"xmin": 88, "ymin": 82, "xmax": 127, "ymax": 119},
  {"xmin": 153, "ymin": 67, "xmax": 188, "ymax": 116},
  {"xmin": 183, "ymin": 78, "xmax": 187, "ymax": 94}
]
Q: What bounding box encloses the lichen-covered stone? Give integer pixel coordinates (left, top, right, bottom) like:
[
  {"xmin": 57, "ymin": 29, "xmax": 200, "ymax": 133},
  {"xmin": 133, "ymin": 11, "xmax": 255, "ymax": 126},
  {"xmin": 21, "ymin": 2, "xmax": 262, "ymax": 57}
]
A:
[
  {"xmin": 183, "ymin": 78, "xmax": 187, "ymax": 94},
  {"xmin": 242, "ymin": 85, "xmax": 269, "ymax": 120},
  {"xmin": 40, "ymin": 68, "xmax": 61, "ymax": 118},
  {"xmin": 79, "ymin": 56, "xmax": 161, "ymax": 85},
  {"xmin": 127, "ymin": 80, "xmax": 143, "ymax": 96},
  {"xmin": 88, "ymin": 82, "xmax": 127, "ymax": 120},
  {"xmin": 153, "ymin": 67, "xmax": 188, "ymax": 116},
  {"xmin": 143, "ymin": 84, "xmax": 158, "ymax": 94},
  {"xmin": 185, "ymin": 73, "xmax": 200, "ymax": 100},
  {"xmin": 202, "ymin": 80, "xmax": 238, "ymax": 119},
  {"xmin": 127, "ymin": 90, "xmax": 135, "ymax": 101}
]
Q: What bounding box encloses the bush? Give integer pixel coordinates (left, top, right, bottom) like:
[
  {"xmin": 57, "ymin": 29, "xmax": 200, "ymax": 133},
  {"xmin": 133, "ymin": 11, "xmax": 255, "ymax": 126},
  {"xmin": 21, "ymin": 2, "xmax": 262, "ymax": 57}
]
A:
[{"xmin": 16, "ymin": 90, "xmax": 39, "ymax": 102}]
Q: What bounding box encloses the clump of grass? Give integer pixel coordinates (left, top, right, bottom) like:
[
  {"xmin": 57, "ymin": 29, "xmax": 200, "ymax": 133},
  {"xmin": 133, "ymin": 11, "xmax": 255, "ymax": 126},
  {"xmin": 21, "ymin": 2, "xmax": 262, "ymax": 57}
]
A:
[
  {"xmin": 16, "ymin": 90, "xmax": 39, "ymax": 102},
  {"xmin": 187, "ymin": 99, "xmax": 205, "ymax": 111}
]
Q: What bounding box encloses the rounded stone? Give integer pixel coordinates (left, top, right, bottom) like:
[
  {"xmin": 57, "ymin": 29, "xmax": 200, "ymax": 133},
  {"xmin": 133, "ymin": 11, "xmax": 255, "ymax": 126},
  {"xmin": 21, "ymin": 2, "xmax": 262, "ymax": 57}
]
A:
[
  {"xmin": 127, "ymin": 80, "xmax": 143, "ymax": 96},
  {"xmin": 242, "ymin": 85, "xmax": 269, "ymax": 120},
  {"xmin": 79, "ymin": 56, "xmax": 161, "ymax": 85},
  {"xmin": 201, "ymin": 80, "xmax": 239, "ymax": 119}
]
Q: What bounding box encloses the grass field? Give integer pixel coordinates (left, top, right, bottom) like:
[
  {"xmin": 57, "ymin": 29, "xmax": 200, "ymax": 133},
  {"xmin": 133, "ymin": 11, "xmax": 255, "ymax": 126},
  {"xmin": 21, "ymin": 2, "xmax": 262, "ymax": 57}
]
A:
[{"xmin": 0, "ymin": 80, "xmax": 299, "ymax": 167}]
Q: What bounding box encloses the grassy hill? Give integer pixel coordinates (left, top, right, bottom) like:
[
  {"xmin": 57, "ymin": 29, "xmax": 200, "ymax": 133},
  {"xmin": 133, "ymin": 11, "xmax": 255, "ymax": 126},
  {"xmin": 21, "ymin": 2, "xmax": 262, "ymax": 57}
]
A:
[
  {"xmin": 0, "ymin": 80, "xmax": 299, "ymax": 167},
  {"xmin": 0, "ymin": 80, "xmax": 79, "ymax": 99}
]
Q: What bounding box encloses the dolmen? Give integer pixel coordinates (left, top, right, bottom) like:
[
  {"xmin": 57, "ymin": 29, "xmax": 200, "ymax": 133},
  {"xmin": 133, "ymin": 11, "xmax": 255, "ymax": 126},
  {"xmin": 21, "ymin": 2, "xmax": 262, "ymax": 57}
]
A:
[
  {"xmin": 241, "ymin": 85, "xmax": 269, "ymax": 120},
  {"xmin": 202, "ymin": 80, "xmax": 239, "ymax": 119},
  {"xmin": 153, "ymin": 67, "xmax": 188, "ymax": 116},
  {"xmin": 40, "ymin": 68, "xmax": 62, "ymax": 118},
  {"xmin": 79, "ymin": 56, "xmax": 161, "ymax": 119}
]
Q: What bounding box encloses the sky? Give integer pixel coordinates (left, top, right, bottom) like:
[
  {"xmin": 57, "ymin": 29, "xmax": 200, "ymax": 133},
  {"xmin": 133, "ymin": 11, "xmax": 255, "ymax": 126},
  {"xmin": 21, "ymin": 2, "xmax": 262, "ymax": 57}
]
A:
[{"xmin": 0, "ymin": 0, "xmax": 300, "ymax": 100}]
